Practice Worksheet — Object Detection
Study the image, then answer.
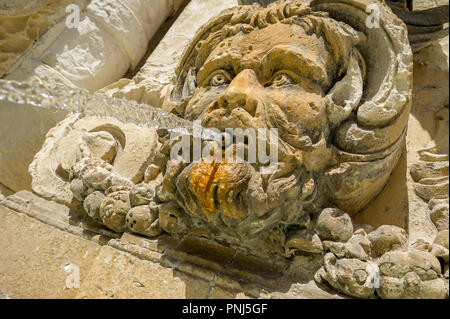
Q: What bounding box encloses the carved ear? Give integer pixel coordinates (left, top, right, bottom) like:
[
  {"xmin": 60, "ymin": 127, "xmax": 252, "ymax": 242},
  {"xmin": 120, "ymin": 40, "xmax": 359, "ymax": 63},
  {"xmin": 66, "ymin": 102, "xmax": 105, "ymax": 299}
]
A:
[{"xmin": 326, "ymin": 50, "xmax": 364, "ymax": 128}]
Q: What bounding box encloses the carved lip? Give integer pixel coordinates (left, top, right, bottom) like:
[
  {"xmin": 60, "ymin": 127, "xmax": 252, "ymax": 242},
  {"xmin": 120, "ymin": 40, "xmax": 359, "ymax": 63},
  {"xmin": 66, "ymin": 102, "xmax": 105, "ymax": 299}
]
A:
[{"xmin": 188, "ymin": 159, "xmax": 252, "ymax": 221}]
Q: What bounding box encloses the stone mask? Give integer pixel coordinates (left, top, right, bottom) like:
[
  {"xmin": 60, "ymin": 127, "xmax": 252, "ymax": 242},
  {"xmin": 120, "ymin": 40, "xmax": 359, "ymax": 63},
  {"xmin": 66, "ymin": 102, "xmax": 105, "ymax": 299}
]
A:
[{"xmin": 161, "ymin": 0, "xmax": 412, "ymax": 250}]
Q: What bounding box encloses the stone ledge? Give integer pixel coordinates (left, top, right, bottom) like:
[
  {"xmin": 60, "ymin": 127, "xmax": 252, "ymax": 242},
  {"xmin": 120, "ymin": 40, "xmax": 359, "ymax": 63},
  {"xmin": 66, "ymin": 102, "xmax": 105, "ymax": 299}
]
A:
[
  {"xmin": 0, "ymin": 205, "xmax": 102, "ymax": 298},
  {"xmin": 0, "ymin": 191, "xmax": 343, "ymax": 298}
]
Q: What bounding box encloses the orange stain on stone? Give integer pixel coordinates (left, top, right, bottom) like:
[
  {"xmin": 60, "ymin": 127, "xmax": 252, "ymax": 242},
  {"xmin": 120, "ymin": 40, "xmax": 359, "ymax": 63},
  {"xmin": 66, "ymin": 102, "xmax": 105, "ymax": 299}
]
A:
[{"xmin": 188, "ymin": 157, "xmax": 248, "ymax": 220}]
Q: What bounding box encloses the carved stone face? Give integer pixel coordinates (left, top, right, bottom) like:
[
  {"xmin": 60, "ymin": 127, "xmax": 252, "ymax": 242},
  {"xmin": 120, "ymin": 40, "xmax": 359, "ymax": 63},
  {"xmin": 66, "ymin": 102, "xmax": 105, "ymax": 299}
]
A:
[
  {"xmin": 173, "ymin": 23, "xmax": 339, "ymax": 237},
  {"xmin": 54, "ymin": 0, "xmax": 412, "ymax": 258},
  {"xmin": 186, "ymin": 23, "xmax": 334, "ymax": 140}
]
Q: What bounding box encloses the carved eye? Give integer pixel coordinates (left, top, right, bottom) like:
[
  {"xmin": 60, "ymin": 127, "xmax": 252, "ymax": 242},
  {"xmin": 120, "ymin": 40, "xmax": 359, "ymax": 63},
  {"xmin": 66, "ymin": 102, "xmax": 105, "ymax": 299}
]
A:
[
  {"xmin": 270, "ymin": 72, "xmax": 294, "ymax": 88},
  {"xmin": 209, "ymin": 70, "xmax": 231, "ymax": 87}
]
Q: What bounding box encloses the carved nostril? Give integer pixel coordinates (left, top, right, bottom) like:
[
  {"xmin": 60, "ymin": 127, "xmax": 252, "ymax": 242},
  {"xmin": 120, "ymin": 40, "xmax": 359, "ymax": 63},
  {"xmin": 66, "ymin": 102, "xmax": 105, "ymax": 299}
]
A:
[{"xmin": 219, "ymin": 92, "xmax": 249, "ymax": 112}]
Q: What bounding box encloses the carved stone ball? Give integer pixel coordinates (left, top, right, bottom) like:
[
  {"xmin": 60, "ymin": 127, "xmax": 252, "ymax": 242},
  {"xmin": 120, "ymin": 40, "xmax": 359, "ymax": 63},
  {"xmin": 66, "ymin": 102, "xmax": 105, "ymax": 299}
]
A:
[
  {"xmin": 158, "ymin": 202, "xmax": 187, "ymax": 235},
  {"xmin": 99, "ymin": 190, "xmax": 131, "ymax": 232},
  {"xmin": 126, "ymin": 205, "xmax": 162, "ymax": 237},
  {"xmin": 377, "ymin": 249, "xmax": 447, "ymax": 299},
  {"xmin": 129, "ymin": 183, "xmax": 156, "ymax": 207},
  {"xmin": 380, "ymin": 276, "xmax": 448, "ymax": 299},
  {"xmin": 70, "ymin": 178, "xmax": 87, "ymax": 202},
  {"xmin": 367, "ymin": 225, "xmax": 408, "ymax": 257},
  {"xmin": 83, "ymin": 191, "xmax": 105, "ymax": 222},
  {"xmin": 317, "ymin": 252, "xmax": 375, "ymax": 298},
  {"xmin": 314, "ymin": 208, "xmax": 353, "ymax": 242},
  {"xmin": 82, "ymin": 165, "xmax": 112, "ymax": 192},
  {"xmin": 108, "ymin": 173, "xmax": 134, "ymax": 191},
  {"xmin": 378, "ymin": 249, "xmax": 441, "ymax": 281}
]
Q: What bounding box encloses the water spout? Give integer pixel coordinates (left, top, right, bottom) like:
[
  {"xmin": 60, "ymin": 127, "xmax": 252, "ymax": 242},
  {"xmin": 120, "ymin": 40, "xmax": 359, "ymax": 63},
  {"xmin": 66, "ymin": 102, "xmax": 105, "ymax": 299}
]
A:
[{"xmin": 0, "ymin": 79, "xmax": 222, "ymax": 142}]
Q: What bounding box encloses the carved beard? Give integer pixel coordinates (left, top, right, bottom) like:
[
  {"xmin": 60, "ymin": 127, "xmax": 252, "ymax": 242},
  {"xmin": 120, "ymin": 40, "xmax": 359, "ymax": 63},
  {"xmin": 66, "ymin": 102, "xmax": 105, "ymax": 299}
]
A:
[{"xmin": 168, "ymin": 98, "xmax": 324, "ymax": 239}]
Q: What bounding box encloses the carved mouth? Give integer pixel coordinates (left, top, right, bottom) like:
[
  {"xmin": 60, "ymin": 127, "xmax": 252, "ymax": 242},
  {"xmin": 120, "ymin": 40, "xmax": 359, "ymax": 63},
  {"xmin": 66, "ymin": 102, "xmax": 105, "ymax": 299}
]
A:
[
  {"xmin": 175, "ymin": 101, "xmax": 315, "ymax": 230},
  {"xmin": 187, "ymin": 160, "xmax": 252, "ymax": 221},
  {"xmin": 173, "ymin": 152, "xmax": 319, "ymax": 240}
]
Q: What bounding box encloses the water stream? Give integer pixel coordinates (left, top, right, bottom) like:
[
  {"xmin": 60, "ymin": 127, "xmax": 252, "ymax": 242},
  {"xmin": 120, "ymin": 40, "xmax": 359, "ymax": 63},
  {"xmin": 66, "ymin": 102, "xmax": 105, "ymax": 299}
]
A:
[{"xmin": 0, "ymin": 79, "xmax": 222, "ymax": 142}]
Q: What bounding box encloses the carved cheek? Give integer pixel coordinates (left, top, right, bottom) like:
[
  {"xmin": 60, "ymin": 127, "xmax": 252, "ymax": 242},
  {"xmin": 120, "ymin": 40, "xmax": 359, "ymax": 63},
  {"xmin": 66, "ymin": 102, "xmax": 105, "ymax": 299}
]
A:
[
  {"xmin": 264, "ymin": 88, "xmax": 327, "ymax": 135},
  {"xmin": 185, "ymin": 87, "xmax": 225, "ymax": 119}
]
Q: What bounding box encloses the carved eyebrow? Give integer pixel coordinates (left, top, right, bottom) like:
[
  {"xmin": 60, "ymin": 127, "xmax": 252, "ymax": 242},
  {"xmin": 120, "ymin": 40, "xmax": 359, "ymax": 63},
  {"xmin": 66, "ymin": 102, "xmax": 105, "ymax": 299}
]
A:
[
  {"xmin": 197, "ymin": 53, "xmax": 237, "ymax": 86},
  {"xmin": 260, "ymin": 44, "xmax": 330, "ymax": 88}
]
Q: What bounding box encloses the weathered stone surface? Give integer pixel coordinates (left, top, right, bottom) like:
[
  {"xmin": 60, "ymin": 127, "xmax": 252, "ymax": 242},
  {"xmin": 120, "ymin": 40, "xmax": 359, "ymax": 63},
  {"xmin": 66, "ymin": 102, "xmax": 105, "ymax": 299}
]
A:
[
  {"xmin": 434, "ymin": 230, "xmax": 449, "ymax": 249},
  {"xmin": 407, "ymin": 33, "xmax": 449, "ymax": 244},
  {"xmin": 0, "ymin": 191, "xmax": 340, "ymax": 299},
  {"xmin": 430, "ymin": 199, "xmax": 449, "ymax": 231},
  {"xmin": 100, "ymin": 0, "xmax": 239, "ymax": 108},
  {"xmin": 1, "ymin": 0, "xmax": 448, "ymax": 300},
  {"xmin": 0, "ymin": 184, "xmax": 13, "ymax": 204},
  {"xmin": 376, "ymin": 249, "xmax": 447, "ymax": 299},
  {"xmin": 0, "ymin": 0, "xmax": 82, "ymax": 77},
  {"xmin": 129, "ymin": 183, "xmax": 157, "ymax": 207},
  {"xmin": 30, "ymin": 115, "xmax": 160, "ymax": 206},
  {"xmin": 377, "ymin": 274, "xmax": 448, "ymax": 299},
  {"xmin": 0, "ymin": 205, "xmax": 102, "ymax": 298},
  {"xmin": 5, "ymin": 0, "xmax": 184, "ymax": 91},
  {"xmin": 315, "ymin": 209, "xmax": 354, "ymax": 243},
  {"xmin": 126, "ymin": 205, "xmax": 162, "ymax": 237},
  {"xmin": 0, "ymin": 0, "xmax": 183, "ymax": 193},
  {"xmin": 83, "ymin": 191, "xmax": 105, "ymax": 222},
  {"xmin": 285, "ymin": 229, "xmax": 323, "ymax": 256},
  {"xmin": 315, "ymin": 253, "xmax": 375, "ymax": 298},
  {"xmin": 99, "ymin": 190, "xmax": 131, "ymax": 232},
  {"xmin": 367, "ymin": 225, "xmax": 409, "ymax": 258},
  {"xmin": 323, "ymin": 233, "xmax": 371, "ymax": 261},
  {"xmin": 378, "ymin": 249, "xmax": 441, "ymax": 280},
  {"xmin": 76, "ymin": 246, "xmax": 197, "ymax": 299}
]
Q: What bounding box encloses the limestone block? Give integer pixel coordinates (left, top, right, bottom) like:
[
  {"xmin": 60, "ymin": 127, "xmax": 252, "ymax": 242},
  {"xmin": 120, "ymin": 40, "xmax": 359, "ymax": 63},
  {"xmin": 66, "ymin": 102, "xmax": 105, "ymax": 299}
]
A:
[
  {"xmin": 40, "ymin": 15, "xmax": 130, "ymax": 92},
  {"xmin": 6, "ymin": 0, "xmax": 181, "ymax": 92},
  {"xmin": 86, "ymin": 0, "xmax": 147, "ymax": 70},
  {"xmin": 100, "ymin": 0, "xmax": 239, "ymax": 107},
  {"xmin": 0, "ymin": 205, "xmax": 102, "ymax": 298},
  {"xmin": 75, "ymin": 246, "xmax": 200, "ymax": 299},
  {"xmin": 5, "ymin": 59, "xmax": 78, "ymax": 91},
  {"xmin": 0, "ymin": 99, "xmax": 67, "ymax": 192},
  {"xmin": 0, "ymin": 192, "xmax": 357, "ymax": 299}
]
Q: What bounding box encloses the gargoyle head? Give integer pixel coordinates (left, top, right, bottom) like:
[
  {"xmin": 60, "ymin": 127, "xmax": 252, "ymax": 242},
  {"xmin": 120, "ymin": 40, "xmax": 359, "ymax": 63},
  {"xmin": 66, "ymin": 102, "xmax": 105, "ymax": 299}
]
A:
[{"xmin": 162, "ymin": 0, "xmax": 412, "ymax": 248}]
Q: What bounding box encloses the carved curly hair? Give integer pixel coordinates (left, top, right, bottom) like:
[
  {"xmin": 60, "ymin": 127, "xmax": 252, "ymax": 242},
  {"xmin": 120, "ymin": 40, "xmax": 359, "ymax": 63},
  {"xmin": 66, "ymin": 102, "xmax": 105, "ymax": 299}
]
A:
[{"xmin": 171, "ymin": 0, "xmax": 366, "ymax": 106}]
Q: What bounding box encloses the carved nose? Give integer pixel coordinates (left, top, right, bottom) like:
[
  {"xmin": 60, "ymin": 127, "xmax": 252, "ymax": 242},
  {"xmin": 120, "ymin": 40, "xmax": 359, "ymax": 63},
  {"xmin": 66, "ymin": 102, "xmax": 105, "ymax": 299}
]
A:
[{"xmin": 218, "ymin": 69, "xmax": 261, "ymax": 115}]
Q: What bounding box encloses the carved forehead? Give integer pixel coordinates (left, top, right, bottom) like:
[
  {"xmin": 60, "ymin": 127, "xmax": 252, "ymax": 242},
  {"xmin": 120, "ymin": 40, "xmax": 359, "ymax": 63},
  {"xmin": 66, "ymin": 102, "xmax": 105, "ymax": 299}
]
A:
[
  {"xmin": 198, "ymin": 23, "xmax": 335, "ymax": 87},
  {"xmin": 175, "ymin": 5, "xmax": 364, "ymax": 92}
]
